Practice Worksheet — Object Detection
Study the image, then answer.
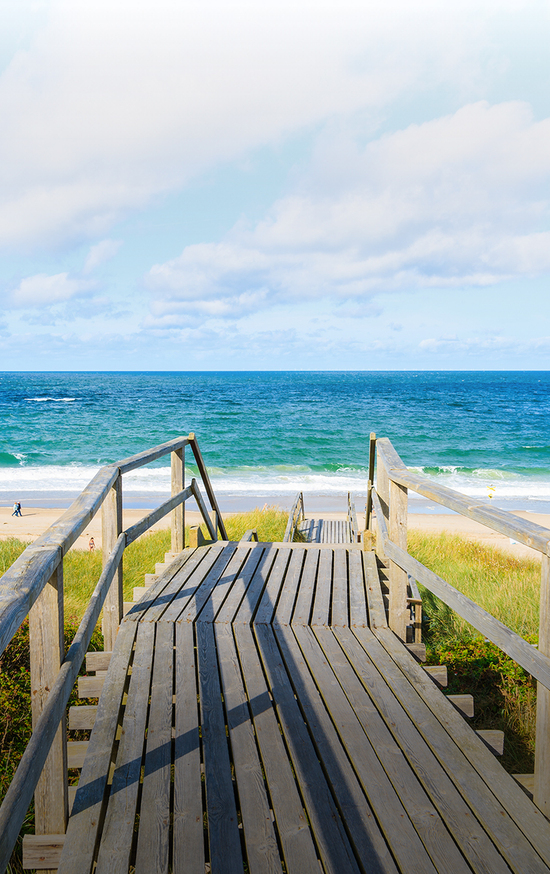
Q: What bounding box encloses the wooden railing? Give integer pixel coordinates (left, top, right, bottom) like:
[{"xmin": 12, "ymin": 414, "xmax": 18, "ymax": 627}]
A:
[
  {"xmin": 371, "ymin": 436, "xmax": 550, "ymax": 813},
  {"xmin": 283, "ymin": 491, "xmax": 305, "ymax": 542},
  {"xmin": 0, "ymin": 433, "xmax": 226, "ymax": 872}
]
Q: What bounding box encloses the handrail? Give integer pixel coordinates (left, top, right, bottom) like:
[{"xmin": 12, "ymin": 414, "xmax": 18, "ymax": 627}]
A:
[
  {"xmin": 376, "ymin": 437, "xmax": 550, "ymax": 556},
  {"xmin": 347, "ymin": 492, "xmax": 359, "ymax": 542},
  {"xmin": 371, "ymin": 488, "xmax": 550, "ymax": 690},
  {"xmin": 0, "ymin": 434, "xmax": 225, "ymax": 871},
  {"xmin": 284, "ymin": 492, "xmax": 305, "ymax": 542}
]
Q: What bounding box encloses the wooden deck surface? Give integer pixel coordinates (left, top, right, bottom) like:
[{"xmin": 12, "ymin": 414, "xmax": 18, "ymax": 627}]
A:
[{"xmin": 58, "ymin": 542, "xmax": 550, "ymax": 874}]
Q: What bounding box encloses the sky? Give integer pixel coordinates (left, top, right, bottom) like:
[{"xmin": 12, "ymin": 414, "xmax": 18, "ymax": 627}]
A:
[{"xmin": 0, "ymin": 0, "xmax": 549, "ymax": 371}]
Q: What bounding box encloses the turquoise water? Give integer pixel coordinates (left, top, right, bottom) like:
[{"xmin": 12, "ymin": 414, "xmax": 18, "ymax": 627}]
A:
[{"xmin": 1, "ymin": 371, "xmax": 550, "ymax": 511}]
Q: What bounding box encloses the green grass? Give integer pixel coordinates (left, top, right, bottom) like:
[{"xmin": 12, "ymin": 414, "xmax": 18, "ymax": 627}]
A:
[{"xmin": 408, "ymin": 529, "xmax": 540, "ymax": 773}]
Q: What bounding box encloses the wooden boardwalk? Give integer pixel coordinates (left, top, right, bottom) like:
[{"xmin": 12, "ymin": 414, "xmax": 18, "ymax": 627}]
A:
[{"xmin": 58, "ymin": 541, "xmax": 550, "ymax": 874}]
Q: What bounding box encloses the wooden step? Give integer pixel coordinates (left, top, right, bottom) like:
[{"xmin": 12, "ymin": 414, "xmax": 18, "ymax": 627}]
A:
[
  {"xmin": 85, "ymin": 651, "xmax": 112, "ymax": 672},
  {"xmin": 77, "ymin": 675, "xmax": 105, "ymax": 698},
  {"xmin": 405, "ymin": 643, "xmax": 426, "ymax": 662},
  {"xmin": 513, "ymin": 774, "xmax": 534, "ymax": 797},
  {"xmin": 68, "ymin": 705, "xmax": 97, "ymax": 730},
  {"xmin": 164, "ymin": 552, "xmax": 178, "ymax": 562},
  {"xmin": 155, "ymin": 561, "xmax": 171, "ymax": 575},
  {"xmin": 477, "ymin": 729, "xmax": 504, "ymax": 756},
  {"xmin": 423, "ymin": 665, "xmax": 447, "ymax": 687},
  {"xmin": 133, "ymin": 586, "xmax": 147, "ymax": 602},
  {"xmin": 446, "ymin": 694, "xmax": 474, "ymax": 718},
  {"xmin": 123, "ymin": 601, "xmax": 135, "ymax": 615},
  {"xmin": 144, "ymin": 573, "xmax": 159, "ymax": 587},
  {"xmin": 67, "ymin": 741, "xmax": 89, "ymax": 769},
  {"xmin": 22, "ymin": 834, "xmax": 65, "ymax": 870}
]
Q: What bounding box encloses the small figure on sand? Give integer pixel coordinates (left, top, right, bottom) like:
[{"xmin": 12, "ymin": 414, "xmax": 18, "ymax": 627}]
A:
[
  {"xmin": 89, "ymin": 537, "xmax": 95, "ymax": 552},
  {"xmin": 12, "ymin": 501, "xmax": 22, "ymax": 517}
]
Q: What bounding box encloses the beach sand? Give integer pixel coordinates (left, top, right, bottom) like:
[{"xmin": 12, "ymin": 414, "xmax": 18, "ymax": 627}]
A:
[{"xmin": 1, "ymin": 506, "xmax": 549, "ymax": 560}]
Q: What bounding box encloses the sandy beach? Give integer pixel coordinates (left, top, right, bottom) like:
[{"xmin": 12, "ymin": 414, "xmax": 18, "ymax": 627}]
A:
[{"xmin": 1, "ymin": 505, "xmax": 549, "ymax": 560}]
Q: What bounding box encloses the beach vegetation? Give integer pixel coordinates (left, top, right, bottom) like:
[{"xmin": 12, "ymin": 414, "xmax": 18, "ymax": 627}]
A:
[{"xmin": 408, "ymin": 530, "xmax": 540, "ymax": 773}]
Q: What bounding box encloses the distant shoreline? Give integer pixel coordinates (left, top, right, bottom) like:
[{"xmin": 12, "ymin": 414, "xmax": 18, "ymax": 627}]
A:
[{"xmin": 1, "ymin": 505, "xmax": 547, "ymax": 561}]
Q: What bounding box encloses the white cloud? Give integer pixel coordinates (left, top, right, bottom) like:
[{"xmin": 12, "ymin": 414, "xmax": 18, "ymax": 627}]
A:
[
  {"xmin": 0, "ymin": 0, "xmax": 542, "ymax": 247},
  {"xmin": 83, "ymin": 239, "xmax": 122, "ymax": 273},
  {"xmin": 9, "ymin": 272, "xmax": 94, "ymax": 307},
  {"xmin": 146, "ymin": 100, "xmax": 550, "ymax": 325}
]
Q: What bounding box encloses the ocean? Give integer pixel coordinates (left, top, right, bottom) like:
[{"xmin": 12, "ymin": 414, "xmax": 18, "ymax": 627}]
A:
[{"xmin": 1, "ymin": 371, "xmax": 550, "ymax": 513}]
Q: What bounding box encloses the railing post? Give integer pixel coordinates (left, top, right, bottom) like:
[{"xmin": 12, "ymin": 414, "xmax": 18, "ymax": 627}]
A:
[
  {"xmin": 102, "ymin": 472, "xmax": 123, "ymax": 651},
  {"xmin": 535, "ymin": 554, "xmax": 550, "ymax": 813},
  {"xmin": 388, "ymin": 479, "xmax": 408, "ymax": 640},
  {"xmin": 29, "ymin": 559, "xmax": 68, "ymax": 871},
  {"xmin": 171, "ymin": 447, "xmax": 185, "ymax": 552}
]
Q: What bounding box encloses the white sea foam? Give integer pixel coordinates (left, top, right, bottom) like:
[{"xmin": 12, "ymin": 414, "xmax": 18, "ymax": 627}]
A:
[{"xmin": 25, "ymin": 397, "xmax": 76, "ymax": 402}]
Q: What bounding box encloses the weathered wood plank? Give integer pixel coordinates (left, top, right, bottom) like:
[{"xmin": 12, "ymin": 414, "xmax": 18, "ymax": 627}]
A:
[
  {"xmin": 292, "ymin": 549, "xmax": 319, "ymax": 626},
  {"xmin": 233, "ymin": 623, "xmax": 320, "ymax": 873},
  {"xmin": 176, "ymin": 545, "xmax": 237, "ymax": 624},
  {"xmin": 331, "ymin": 548, "xmax": 348, "ymax": 627},
  {"xmin": 214, "ymin": 546, "xmax": 266, "ymax": 624},
  {"xmin": 134, "ymin": 623, "xmax": 174, "ymax": 874},
  {"xmin": 116, "ymin": 435, "xmax": 190, "ymax": 474},
  {"xmin": 101, "ymin": 476, "xmax": 123, "ymax": 652},
  {"xmin": 275, "ymin": 623, "xmax": 399, "ymax": 874},
  {"xmin": 196, "ymin": 621, "xmax": 243, "ymax": 873},
  {"xmin": 311, "ymin": 549, "xmax": 332, "ymax": 627},
  {"xmin": 94, "ymin": 622, "xmax": 155, "ymax": 874},
  {"xmin": 388, "ymin": 478, "xmax": 408, "ymax": 640},
  {"xmin": 254, "ymin": 622, "xmax": 361, "ymax": 874},
  {"xmin": 173, "ymin": 622, "xmax": 204, "ymax": 874},
  {"xmin": 22, "ymin": 835, "xmax": 65, "ymax": 870},
  {"xmin": 424, "ymin": 665, "xmax": 448, "ymax": 687},
  {"xmin": 124, "ymin": 484, "xmax": 193, "ymax": 546},
  {"xmin": 367, "ymin": 624, "xmax": 550, "ymax": 871},
  {"xmin": 188, "ymin": 434, "xmax": 228, "ymax": 540},
  {"xmin": 477, "ymin": 730, "xmax": 505, "ymax": 756},
  {"xmin": 364, "ymin": 551, "xmax": 387, "ymax": 629},
  {"xmin": 195, "ymin": 547, "xmax": 250, "ymax": 623},
  {"xmin": 253, "ymin": 547, "xmax": 291, "ymax": 625},
  {"xmin": 334, "ymin": 626, "xmax": 509, "ymax": 874},
  {"xmin": 142, "ymin": 544, "xmax": 225, "ymax": 623},
  {"xmin": 348, "ymin": 549, "xmax": 368, "ymax": 628},
  {"xmin": 67, "ymin": 741, "xmax": 89, "ymax": 769},
  {"xmin": 447, "ymin": 694, "xmax": 474, "ymax": 718},
  {"xmin": 232, "ymin": 545, "xmax": 278, "ymax": 625},
  {"xmin": 57, "ymin": 622, "xmax": 137, "ymax": 874},
  {"xmin": 77, "ymin": 675, "xmax": 105, "ymax": 698},
  {"xmin": 272, "ymin": 549, "xmax": 305, "ymax": 626},
  {"xmin": 68, "ymin": 705, "xmax": 97, "ymax": 731},
  {"xmin": 85, "ymin": 651, "xmax": 112, "ymax": 672},
  {"xmin": 535, "ymin": 553, "xmax": 550, "ymax": 812},
  {"xmin": 216, "ymin": 624, "xmax": 280, "ymax": 873},
  {"xmin": 171, "ymin": 447, "xmax": 185, "ymax": 553}
]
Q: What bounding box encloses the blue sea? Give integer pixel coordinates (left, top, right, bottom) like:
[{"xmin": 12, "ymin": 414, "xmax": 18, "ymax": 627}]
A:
[{"xmin": 1, "ymin": 371, "xmax": 550, "ymax": 513}]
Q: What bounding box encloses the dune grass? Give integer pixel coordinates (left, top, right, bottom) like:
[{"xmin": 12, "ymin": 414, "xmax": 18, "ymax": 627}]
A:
[{"xmin": 408, "ymin": 529, "xmax": 541, "ymax": 773}]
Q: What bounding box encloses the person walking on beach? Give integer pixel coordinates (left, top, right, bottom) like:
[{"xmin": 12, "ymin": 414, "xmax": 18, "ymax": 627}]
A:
[
  {"xmin": 12, "ymin": 501, "xmax": 18, "ymax": 516},
  {"xmin": 89, "ymin": 537, "xmax": 95, "ymax": 552}
]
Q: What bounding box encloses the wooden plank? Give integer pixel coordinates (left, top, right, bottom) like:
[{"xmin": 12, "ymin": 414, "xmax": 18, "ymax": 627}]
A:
[
  {"xmin": 331, "ymin": 548, "xmax": 348, "ymax": 627},
  {"xmin": 253, "ymin": 547, "xmax": 291, "ymax": 625},
  {"xmin": 535, "ymin": 554, "xmax": 550, "ymax": 812},
  {"xmin": 348, "ymin": 549, "xmax": 368, "ymax": 628},
  {"xmin": 447, "ymin": 694, "xmax": 474, "ymax": 718},
  {"xmin": 171, "ymin": 447, "xmax": 185, "ymax": 553},
  {"xmin": 311, "ymin": 549, "xmax": 332, "ymax": 627},
  {"xmin": 196, "ymin": 621, "xmax": 243, "ymax": 873},
  {"xmin": 94, "ymin": 622, "xmax": 156, "ymax": 874},
  {"xmin": 101, "ymin": 475, "xmax": 123, "ymax": 652},
  {"xmin": 214, "ymin": 546, "xmax": 266, "ymax": 624},
  {"xmin": 477, "ymin": 730, "xmax": 505, "ymax": 756},
  {"xmin": 275, "ymin": 623, "xmax": 400, "ymax": 874},
  {"xmin": 272, "ymin": 549, "xmax": 305, "ymax": 626},
  {"xmin": 85, "ymin": 651, "xmax": 112, "ymax": 672},
  {"xmin": 176, "ymin": 545, "xmax": 238, "ymax": 624},
  {"xmin": 364, "ymin": 551, "xmax": 387, "ymax": 629},
  {"xmin": 232, "ymin": 545, "xmax": 278, "ymax": 625},
  {"xmin": 311, "ymin": 625, "xmax": 468, "ymax": 874},
  {"xmin": 233, "ymin": 623, "xmax": 320, "ymax": 873},
  {"xmin": 22, "ymin": 835, "xmax": 65, "ymax": 869},
  {"xmin": 29, "ymin": 562, "xmax": 68, "ymax": 862},
  {"xmin": 116, "ymin": 435, "xmax": 190, "ymax": 474},
  {"xmin": 424, "ymin": 665, "xmax": 448, "ymax": 687},
  {"xmin": 364, "ymin": 624, "xmax": 550, "ymax": 871},
  {"xmin": 77, "ymin": 675, "xmax": 105, "ymax": 698},
  {"xmin": 134, "ymin": 623, "xmax": 174, "ymax": 874},
  {"xmin": 254, "ymin": 623, "xmax": 361, "ymax": 874},
  {"xmin": 58, "ymin": 621, "xmax": 137, "ymax": 874},
  {"xmin": 67, "ymin": 741, "xmax": 89, "ymax": 769},
  {"xmin": 216, "ymin": 624, "xmax": 280, "ymax": 873},
  {"xmin": 195, "ymin": 547, "xmax": 250, "ymax": 623},
  {"xmin": 173, "ymin": 622, "xmax": 204, "ymax": 874},
  {"xmin": 406, "ymin": 642, "xmax": 427, "ymax": 662},
  {"xmin": 143, "ymin": 544, "xmax": 226, "ymax": 623},
  {"xmin": 68, "ymin": 705, "xmax": 97, "ymax": 731},
  {"xmin": 514, "ymin": 774, "xmax": 534, "ymax": 795},
  {"xmin": 333, "ymin": 626, "xmax": 508, "ymax": 874},
  {"xmin": 292, "ymin": 549, "xmax": 319, "ymax": 626}
]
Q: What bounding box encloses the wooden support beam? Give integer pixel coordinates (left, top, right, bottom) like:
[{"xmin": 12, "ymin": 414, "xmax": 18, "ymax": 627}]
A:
[
  {"xmin": 29, "ymin": 560, "xmax": 67, "ymax": 874},
  {"xmin": 171, "ymin": 447, "xmax": 185, "ymax": 553},
  {"xmin": 388, "ymin": 478, "xmax": 408, "ymax": 640},
  {"xmin": 535, "ymin": 554, "xmax": 550, "ymax": 813},
  {"xmin": 101, "ymin": 474, "xmax": 123, "ymax": 651}
]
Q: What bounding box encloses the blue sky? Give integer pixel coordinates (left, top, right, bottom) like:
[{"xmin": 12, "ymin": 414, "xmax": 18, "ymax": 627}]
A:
[{"xmin": 1, "ymin": 0, "xmax": 550, "ymax": 370}]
